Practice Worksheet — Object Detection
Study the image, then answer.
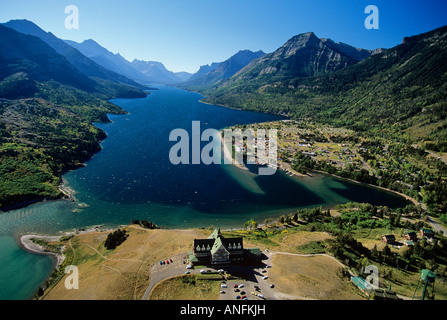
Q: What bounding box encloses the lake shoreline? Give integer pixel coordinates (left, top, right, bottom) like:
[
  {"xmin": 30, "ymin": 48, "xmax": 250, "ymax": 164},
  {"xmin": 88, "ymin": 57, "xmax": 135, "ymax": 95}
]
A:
[
  {"xmin": 19, "ymin": 235, "xmax": 65, "ymax": 269},
  {"xmin": 311, "ymin": 169, "xmax": 423, "ymax": 209}
]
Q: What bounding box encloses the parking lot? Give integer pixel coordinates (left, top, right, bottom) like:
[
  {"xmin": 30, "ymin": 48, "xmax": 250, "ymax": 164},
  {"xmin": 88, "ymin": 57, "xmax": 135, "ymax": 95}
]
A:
[
  {"xmin": 218, "ymin": 260, "xmax": 277, "ymax": 300},
  {"xmin": 219, "ymin": 279, "xmax": 270, "ymax": 300},
  {"xmin": 144, "ymin": 250, "xmax": 278, "ymax": 300}
]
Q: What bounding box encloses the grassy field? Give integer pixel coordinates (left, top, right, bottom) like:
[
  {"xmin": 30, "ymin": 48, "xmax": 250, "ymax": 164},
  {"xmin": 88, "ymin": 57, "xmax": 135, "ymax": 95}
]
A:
[
  {"xmin": 268, "ymin": 254, "xmax": 364, "ymax": 300},
  {"xmin": 41, "ymin": 226, "xmax": 209, "ymax": 300},
  {"xmin": 149, "ymin": 275, "xmax": 220, "ymax": 300},
  {"xmin": 224, "ymin": 228, "xmax": 333, "ymax": 254}
]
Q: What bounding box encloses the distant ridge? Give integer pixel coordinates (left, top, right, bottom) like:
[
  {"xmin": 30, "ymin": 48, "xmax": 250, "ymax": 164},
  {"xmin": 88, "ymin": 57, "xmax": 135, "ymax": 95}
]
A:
[
  {"xmin": 180, "ymin": 50, "xmax": 265, "ymax": 88},
  {"xmin": 131, "ymin": 59, "xmax": 183, "ymax": 84},
  {"xmin": 2, "ymin": 19, "xmax": 144, "ymax": 89},
  {"xmin": 64, "ymin": 39, "xmax": 154, "ymax": 85}
]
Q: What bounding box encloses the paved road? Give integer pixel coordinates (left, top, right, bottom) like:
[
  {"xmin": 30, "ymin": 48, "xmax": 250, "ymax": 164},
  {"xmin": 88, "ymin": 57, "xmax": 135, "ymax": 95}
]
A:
[
  {"xmin": 142, "ymin": 252, "xmax": 191, "ymax": 300},
  {"xmin": 426, "ymin": 215, "xmax": 447, "ymax": 235},
  {"xmin": 142, "ymin": 252, "xmax": 280, "ymax": 300},
  {"xmin": 219, "ymin": 257, "xmax": 278, "ymax": 301}
]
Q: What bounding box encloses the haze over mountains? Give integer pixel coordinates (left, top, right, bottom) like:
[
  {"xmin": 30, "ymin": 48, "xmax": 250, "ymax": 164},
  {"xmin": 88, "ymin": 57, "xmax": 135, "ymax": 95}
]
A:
[
  {"xmin": 180, "ymin": 50, "xmax": 266, "ymax": 88},
  {"xmin": 2, "ymin": 19, "xmax": 386, "ymax": 92},
  {"xmin": 0, "ymin": 19, "xmax": 270, "ymax": 89}
]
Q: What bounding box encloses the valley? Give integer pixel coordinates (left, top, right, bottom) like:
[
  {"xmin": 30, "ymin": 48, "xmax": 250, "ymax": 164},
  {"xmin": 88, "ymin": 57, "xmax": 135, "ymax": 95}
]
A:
[{"xmin": 0, "ymin": 9, "xmax": 446, "ymax": 303}]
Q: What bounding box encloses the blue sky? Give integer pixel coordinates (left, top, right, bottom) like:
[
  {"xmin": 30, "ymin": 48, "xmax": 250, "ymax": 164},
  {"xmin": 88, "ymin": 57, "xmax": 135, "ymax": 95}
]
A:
[{"xmin": 1, "ymin": 0, "xmax": 446, "ymax": 73}]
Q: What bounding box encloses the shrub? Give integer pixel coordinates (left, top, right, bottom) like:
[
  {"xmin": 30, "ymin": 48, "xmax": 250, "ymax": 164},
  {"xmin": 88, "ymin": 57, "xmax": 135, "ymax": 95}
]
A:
[{"xmin": 104, "ymin": 229, "xmax": 128, "ymax": 250}]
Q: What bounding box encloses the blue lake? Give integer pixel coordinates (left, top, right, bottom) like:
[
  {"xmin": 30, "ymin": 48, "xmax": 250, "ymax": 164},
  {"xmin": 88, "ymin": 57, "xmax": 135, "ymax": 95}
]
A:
[{"xmin": 0, "ymin": 85, "xmax": 411, "ymax": 299}]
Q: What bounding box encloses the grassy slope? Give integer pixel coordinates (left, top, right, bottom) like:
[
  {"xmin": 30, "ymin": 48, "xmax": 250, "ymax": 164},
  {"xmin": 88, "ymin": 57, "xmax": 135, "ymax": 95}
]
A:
[{"xmin": 41, "ymin": 226, "xmax": 208, "ymax": 300}]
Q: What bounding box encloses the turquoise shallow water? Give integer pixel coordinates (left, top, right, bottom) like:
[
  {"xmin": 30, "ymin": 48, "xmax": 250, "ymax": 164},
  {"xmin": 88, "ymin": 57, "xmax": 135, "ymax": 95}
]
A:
[{"xmin": 0, "ymin": 86, "xmax": 411, "ymax": 299}]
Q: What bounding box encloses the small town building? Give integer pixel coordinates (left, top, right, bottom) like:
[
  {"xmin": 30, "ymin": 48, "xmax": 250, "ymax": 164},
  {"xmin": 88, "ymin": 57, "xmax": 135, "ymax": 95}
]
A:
[
  {"xmin": 189, "ymin": 228, "xmax": 262, "ymax": 266},
  {"xmin": 351, "ymin": 276, "xmax": 373, "ymax": 296},
  {"xmin": 382, "ymin": 234, "xmax": 396, "ymax": 244},
  {"xmin": 404, "ymin": 240, "xmax": 414, "ymax": 247},
  {"xmin": 404, "ymin": 231, "xmax": 418, "ymax": 241},
  {"xmin": 371, "ymin": 288, "xmax": 399, "ymax": 300},
  {"xmin": 419, "ymin": 229, "xmax": 435, "ymax": 239}
]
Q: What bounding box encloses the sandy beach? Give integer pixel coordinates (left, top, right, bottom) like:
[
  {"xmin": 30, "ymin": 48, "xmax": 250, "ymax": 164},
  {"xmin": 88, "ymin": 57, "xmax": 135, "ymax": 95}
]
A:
[
  {"xmin": 19, "ymin": 226, "xmax": 109, "ymax": 270},
  {"xmin": 19, "ymin": 235, "xmax": 65, "ymax": 267}
]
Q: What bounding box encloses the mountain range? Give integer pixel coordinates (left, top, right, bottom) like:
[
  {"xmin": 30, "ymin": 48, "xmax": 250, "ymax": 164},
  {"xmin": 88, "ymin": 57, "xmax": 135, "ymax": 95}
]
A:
[
  {"xmin": 0, "ymin": 24, "xmax": 95, "ymax": 97},
  {"xmin": 63, "ymin": 38, "xmax": 155, "ymax": 85},
  {"xmin": 211, "ymin": 32, "xmax": 380, "ymax": 89},
  {"xmin": 2, "ymin": 20, "xmax": 146, "ymax": 90},
  {"xmin": 0, "ymin": 19, "xmax": 272, "ymax": 88}
]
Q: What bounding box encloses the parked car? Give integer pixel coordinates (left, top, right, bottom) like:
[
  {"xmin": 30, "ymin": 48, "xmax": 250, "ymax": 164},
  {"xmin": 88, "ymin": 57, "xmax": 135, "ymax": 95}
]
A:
[
  {"xmin": 270, "ymin": 284, "xmax": 275, "ymax": 288},
  {"xmin": 235, "ymin": 295, "xmax": 241, "ymax": 300},
  {"xmin": 200, "ymin": 270, "xmax": 206, "ymax": 274},
  {"xmin": 241, "ymin": 296, "xmax": 247, "ymax": 300},
  {"xmin": 185, "ymin": 271, "xmax": 190, "ymax": 274},
  {"xmin": 258, "ymin": 294, "xmax": 265, "ymax": 299},
  {"xmin": 220, "ymin": 291, "xmax": 225, "ymax": 294},
  {"xmin": 263, "ymin": 276, "xmax": 268, "ymax": 280},
  {"xmin": 234, "ymin": 289, "xmax": 240, "ymax": 292},
  {"xmin": 218, "ymin": 269, "xmax": 224, "ymax": 273},
  {"xmin": 266, "ymin": 265, "xmax": 271, "ymax": 268},
  {"xmin": 254, "ymin": 285, "xmax": 260, "ymax": 291},
  {"xmin": 186, "ymin": 264, "xmax": 192, "ymax": 269},
  {"xmin": 221, "ymin": 284, "xmax": 227, "ymax": 288},
  {"xmin": 240, "ymin": 291, "xmax": 246, "ymax": 295},
  {"xmin": 238, "ymin": 284, "xmax": 244, "ymax": 288},
  {"xmin": 261, "ymin": 269, "xmax": 267, "ymax": 273},
  {"xmin": 233, "ymin": 284, "xmax": 239, "ymax": 288}
]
